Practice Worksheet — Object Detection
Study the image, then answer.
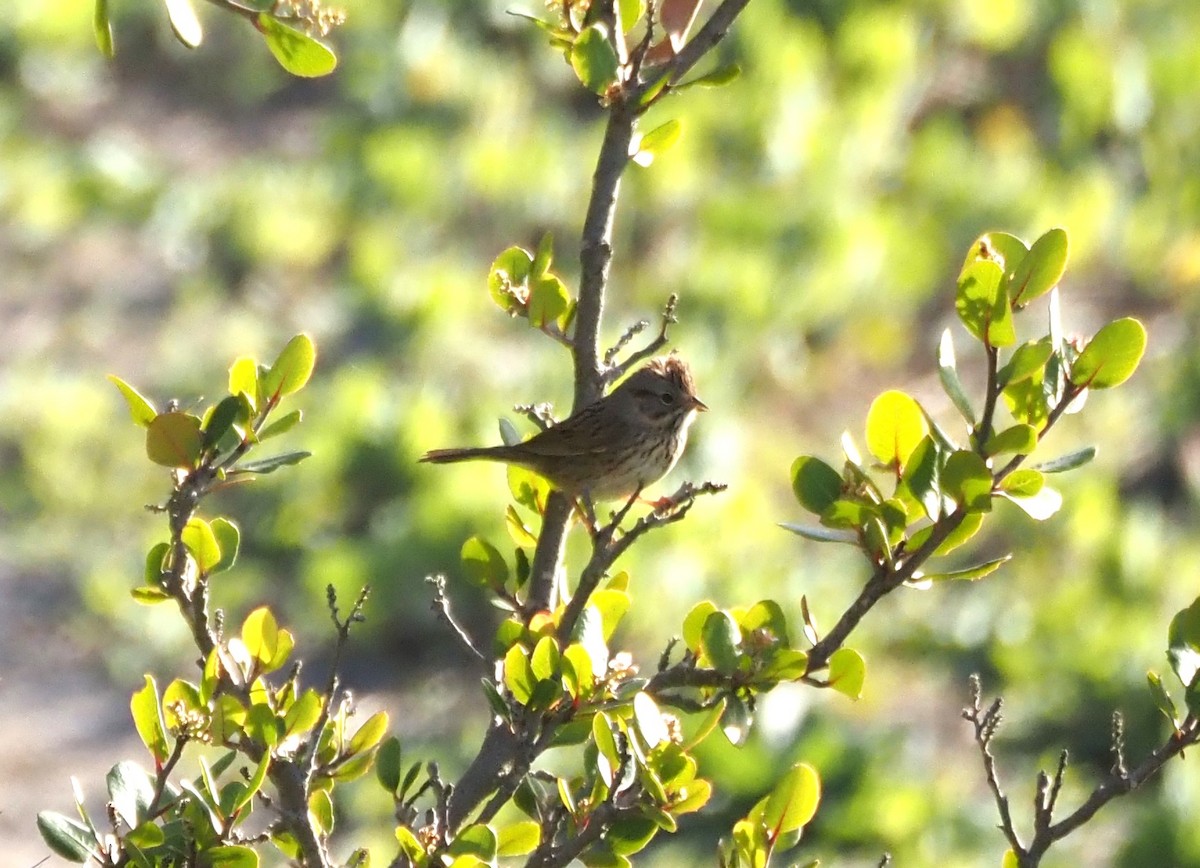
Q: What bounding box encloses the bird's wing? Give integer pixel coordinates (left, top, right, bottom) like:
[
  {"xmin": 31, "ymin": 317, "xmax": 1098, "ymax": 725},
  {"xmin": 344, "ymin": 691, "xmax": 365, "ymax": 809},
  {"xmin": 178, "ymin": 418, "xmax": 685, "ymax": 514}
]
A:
[{"xmin": 518, "ymin": 406, "xmax": 614, "ymax": 458}]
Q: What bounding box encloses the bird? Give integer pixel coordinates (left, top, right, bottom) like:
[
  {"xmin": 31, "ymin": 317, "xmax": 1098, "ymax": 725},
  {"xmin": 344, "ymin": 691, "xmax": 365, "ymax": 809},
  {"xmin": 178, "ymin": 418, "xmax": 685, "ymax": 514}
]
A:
[{"xmin": 420, "ymin": 355, "xmax": 706, "ymax": 501}]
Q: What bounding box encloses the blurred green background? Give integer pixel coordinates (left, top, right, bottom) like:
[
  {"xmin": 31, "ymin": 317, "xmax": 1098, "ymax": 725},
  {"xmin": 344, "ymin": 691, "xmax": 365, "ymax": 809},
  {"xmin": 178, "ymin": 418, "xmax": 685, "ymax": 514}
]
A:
[{"xmin": 3, "ymin": 0, "xmax": 1200, "ymax": 864}]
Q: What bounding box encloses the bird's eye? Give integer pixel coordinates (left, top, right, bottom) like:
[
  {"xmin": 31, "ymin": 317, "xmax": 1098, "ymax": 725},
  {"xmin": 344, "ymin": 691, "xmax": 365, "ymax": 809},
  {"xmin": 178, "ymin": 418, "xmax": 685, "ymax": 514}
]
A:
[{"xmin": 660, "ymin": 391, "xmax": 676, "ymax": 405}]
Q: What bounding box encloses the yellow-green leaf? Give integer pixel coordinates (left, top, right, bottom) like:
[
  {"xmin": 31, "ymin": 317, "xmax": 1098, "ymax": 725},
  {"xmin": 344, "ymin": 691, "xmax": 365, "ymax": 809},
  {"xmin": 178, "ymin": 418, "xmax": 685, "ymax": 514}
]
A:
[
  {"xmin": 258, "ymin": 14, "xmax": 337, "ymax": 77},
  {"xmin": 146, "ymin": 411, "xmax": 203, "ymax": 468},
  {"xmin": 865, "ymin": 390, "xmax": 928, "ymax": 471},
  {"xmin": 828, "ymin": 647, "xmax": 865, "ymax": 700}
]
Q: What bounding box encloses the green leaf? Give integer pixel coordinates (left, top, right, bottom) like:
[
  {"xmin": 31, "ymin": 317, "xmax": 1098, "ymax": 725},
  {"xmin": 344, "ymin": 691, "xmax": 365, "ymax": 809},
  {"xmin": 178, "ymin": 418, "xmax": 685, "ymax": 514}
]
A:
[
  {"xmin": 721, "ymin": 696, "xmax": 753, "ymax": 746},
  {"xmin": 937, "ymin": 329, "xmax": 975, "ymax": 424},
  {"xmin": 231, "ymin": 753, "xmax": 271, "ymax": 814},
  {"xmin": 376, "ymin": 736, "xmax": 402, "ymax": 793},
  {"xmin": 1147, "ymin": 670, "xmax": 1179, "ymax": 728},
  {"xmin": 146, "ymin": 411, "xmax": 203, "ymax": 468},
  {"xmin": 571, "ymin": 604, "xmax": 609, "ymax": 677},
  {"xmin": 131, "ymin": 586, "xmax": 172, "ymax": 604},
  {"xmin": 1031, "ymin": 446, "xmax": 1096, "ymax": 473},
  {"xmin": 676, "ymin": 63, "xmax": 741, "ymax": 90},
  {"xmin": 497, "ymin": 820, "xmax": 541, "ymax": 857},
  {"xmin": 592, "ymin": 712, "xmax": 620, "ymax": 787},
  {"xmin": 1168, "ymin": 597, "xmax": 1200, "ymax": 688},
  {"xmin": 348, "ymin": 711, "xmax": 390, "ymax": 755},
  {"xmin": 461, "ymin": 536, "xmax": 509, "ymax": 590},
  {"xmin": 778, "ymin": 522, "xmax": 858, "ymax": 544},
  {"xmin": 107, "ymin": 760, "xmax": 155, "ymax": 829},
  {"xmin": 998, "ymin": 469, "xmax": 1044, "ymax": 498},
  {"xmin": 509, "ymin": 463, "xmax": 551, "ymax": 513},
  {"xmin": 488, "ymin": 246, "xmax": 534, "ymax": 313},
  {"xmin": 202, "ymin": 395, "xmax": 243, "ymax": 450},
  {"xmin": 284, "ymin": 689, "xmax": 323, "ymax": 737},
  {"xmin": 632, "ymin": 119, "xmax": 682, "ymax": 167},
  {"xmin": 984, "ymin": 424, "xmax": 1038, "ymax": 456},
  {"xmin": 210, "ymin": 517, "xmax": 240, "ymax": 573},
  {"xmin": 907, "ymin": 510, "xmax": 984, "ymax": 556},
  {"xmin": 682, "ymin": 600, "xmax": 718, "ymax": 652},
  {"xmin": 448, "ymin": 824, "xmax": 498, "ymax": 861},
  {"xmin": 229, "ymin": 356, "xmax": 259, "ymax": 406},
  {"xmin": 616, "ymin": 0, "xmax": 644, "ymax": 31},
  {"xmin": 164, "ymin": 0, "xmax": 203, "ymax": 48},
  {"xmin": 739, "ymin": 599, "xmax": 790, "ymax": 645},
  {"xmin": 997, "ymin": 339, "xmax": 1054, "ymax": 388},
  {"xmin": 827, "ymin": 647, "xmax": 865, "ymax": 700},
  {"xmin": 609, "ymin": 815, "xmax": 660, "ymax": 855},
  {"xmin": 259, "ymin": 409, "xmax": 302, "ymax": 440},
  {"xmin": 94, "ymin": 0, "xmax": 115, "ymax": 57},
  {"xmin": 763, "ymin": 763, "xmax": 821, "ymax": 838},
  {"xmin": 999, "ymin": 485, "xmax": 1063, "ymax": 520},
  {"xmin": 701, "ymin": 611, "xmax": 741, "ymax": 674},
  {"xmin": 1002, "ymin": 849, "xmax": 1020, "ymax": 868},
  {"xmin": 504, "ymin": 645, "xmax": 536, "ymax": 704},
  {"xmin": 182, "ymin": 518, "xmax": 222, "ymax": 575},
  {"xmin": 130, "ymin": 675, "xmax": 170, "ymax": 763},
  {"xmin": 590, "ymin": 588, "xmax": 631, "ymax": 640},
  {"xmin": 263, "ymin": 333, "xmax": 316, "ymax": 399},
  {"xmin": 258, "ymin": 14, "xmax": 337, "ymax": 77},
  {"xmin": 973, "ymin": 231, "xmax": 1029, "ymax": 276},
  {"xmin": 1070, "ymin": 317, "xmax": 1147, "ymax": 389},
  {"xmin": 109, "ymin": 375, "xmax": 158, "ymax": 427},
  {"xmin": 396, "ymin": 825, "xmax": 425, "ymax": 862},
  {"xmin": 571, "ymin": 23, "xmax": 619, "ymax": 94},
  {"xmin": 235, "ymin": 451, "xmax": 312, "ymax": 474},
  {"xmin": 144, "ymin": 541, "xmax": 170, "ymax": 586},
  {"xmin": 790, "ymin": 455, "xmax": 843, "ymax": 514},
  {"xmin": 921, "ymin": 555, "xmax": 1011, "ymax": 582},
  {"xmin": 203, "ymin": 845, "xmax": 259, "ymax": 867},
  {"xmin": 1002, "ymin": 371, "xmax": 1051, "ymax": 431},
  {"xmin": 529, "ymin": 275, "xmax": 570, "ymax": 328},
  {"xmin": 1009, "ymin": 227, "xmax": 1068, "ymax": 306},
  {"xmin": 125, "ymin": 820, "xmax": 165, "ymax": 849},
  {"xmin": 309, "ymin": 789, "xmax": 334, "ymax": 834},
  {"xmin": 956, "ymin": 257, "xmax": 1015, "ymax": 347},
  {"xmin": 901, "ymin": 436, "xmax": 943, "ymax": 521},
  {"xmin": 865, "ymin": 390, "xmax": 928, "ymax": 470},
  {"xmin": 242, "ymin": 606, "xmax": 283, "ymax": 668},
  {"xmin": 37, "ymin": 811, "xmax": 94, "ymax": 862},
  {"xmin": 942, "ymin": 450, "xmax": 993, "ymax": 513},
  {"xmin": 530, "ymin": 635, "xmax": 560, "ymax": 682}
]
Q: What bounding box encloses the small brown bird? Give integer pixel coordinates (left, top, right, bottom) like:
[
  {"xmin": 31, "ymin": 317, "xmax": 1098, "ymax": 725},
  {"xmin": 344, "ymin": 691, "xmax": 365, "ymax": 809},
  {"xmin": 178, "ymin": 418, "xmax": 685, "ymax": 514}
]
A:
[{"xmin": 421, "ymin": 355, "xmax": 706, "ymax": 500}]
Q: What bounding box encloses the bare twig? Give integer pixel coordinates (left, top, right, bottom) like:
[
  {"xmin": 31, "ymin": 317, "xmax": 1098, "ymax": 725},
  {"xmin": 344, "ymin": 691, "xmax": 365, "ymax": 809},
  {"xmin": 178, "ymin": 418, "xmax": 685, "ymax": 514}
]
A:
[
  {"xmin": 427, "ymin": 575, "xmax": 487, "ymax": 664},
  {"xmin": 606, "ymin": 293, "xmax": 680, "ymax": 382},
  {"xmin": 963, "ymin": 675, "xmax": 1023, "ymax": 854},
  {"xmin": 559, "ymin": 480, "xmax": 726, "ymax": 640},
  {"xmin": 967, "ymin": 677, "xmax": 1200, "ymax": 866}
]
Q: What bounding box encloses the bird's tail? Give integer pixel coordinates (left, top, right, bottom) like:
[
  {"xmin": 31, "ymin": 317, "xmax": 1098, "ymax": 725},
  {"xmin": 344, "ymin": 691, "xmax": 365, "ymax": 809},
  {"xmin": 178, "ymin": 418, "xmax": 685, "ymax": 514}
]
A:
[{"xmin": 420, "ymin": 446, "xmax": 506, "ymax": 464}]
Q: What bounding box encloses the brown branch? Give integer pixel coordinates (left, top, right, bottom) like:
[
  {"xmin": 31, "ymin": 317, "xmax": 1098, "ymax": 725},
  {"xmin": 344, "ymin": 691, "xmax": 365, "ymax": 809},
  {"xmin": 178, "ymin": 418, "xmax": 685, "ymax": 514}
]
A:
[
  {"xmin": 967, "ymin": 676, "xmax": 1200, "ymax": 867},
  {"xmin": 558, "ymin": 480, "xmax": 726, "ymax": 640},
  {"xmin": 805, "ymin": 508, "xmax": 967, "ymax": 674}
]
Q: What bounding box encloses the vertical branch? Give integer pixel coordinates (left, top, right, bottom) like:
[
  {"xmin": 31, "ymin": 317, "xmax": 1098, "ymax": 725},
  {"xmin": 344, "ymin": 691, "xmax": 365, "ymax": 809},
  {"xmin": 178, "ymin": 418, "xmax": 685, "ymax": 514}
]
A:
[
  {"xmin": 574, "ymin": 102, "xmax": 640, "ymax": 406},
  {"xmin": 527, "ymin": 99, "xmax": 640, "ymax": 612}
]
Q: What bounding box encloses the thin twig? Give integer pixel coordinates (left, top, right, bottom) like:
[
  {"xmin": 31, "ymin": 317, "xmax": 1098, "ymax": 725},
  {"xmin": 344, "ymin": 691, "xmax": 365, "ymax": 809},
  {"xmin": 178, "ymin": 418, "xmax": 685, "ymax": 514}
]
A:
[
  {"xmin": 559, "ymin": 480, "xmax": 726, "ymax": 639},
  {"xmin": 963, "ymin": 676, "xmax": 1023, "ymax": 854},
  {"xmin": 427, "ymin": 575, "xmax": 487, "ymax": 664},
  {"xmin": 607, "ymin": 293, "xmax": 680, "ymax": 382}
]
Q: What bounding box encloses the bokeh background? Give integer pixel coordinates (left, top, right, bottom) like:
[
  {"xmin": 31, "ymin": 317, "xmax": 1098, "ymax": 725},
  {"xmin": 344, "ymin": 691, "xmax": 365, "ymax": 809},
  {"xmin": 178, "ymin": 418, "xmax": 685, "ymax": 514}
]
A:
[{"xmin": 4, "ymin": 0, "xmax": 1200, "ymax": 864}]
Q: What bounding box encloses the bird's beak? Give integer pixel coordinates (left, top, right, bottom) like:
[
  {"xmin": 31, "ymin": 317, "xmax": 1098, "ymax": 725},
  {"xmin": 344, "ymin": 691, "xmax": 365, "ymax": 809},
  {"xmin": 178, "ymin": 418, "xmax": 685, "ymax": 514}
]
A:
[{"xmin": 692, "ymin": 396, "xmax": 709, "ymax": 412}]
